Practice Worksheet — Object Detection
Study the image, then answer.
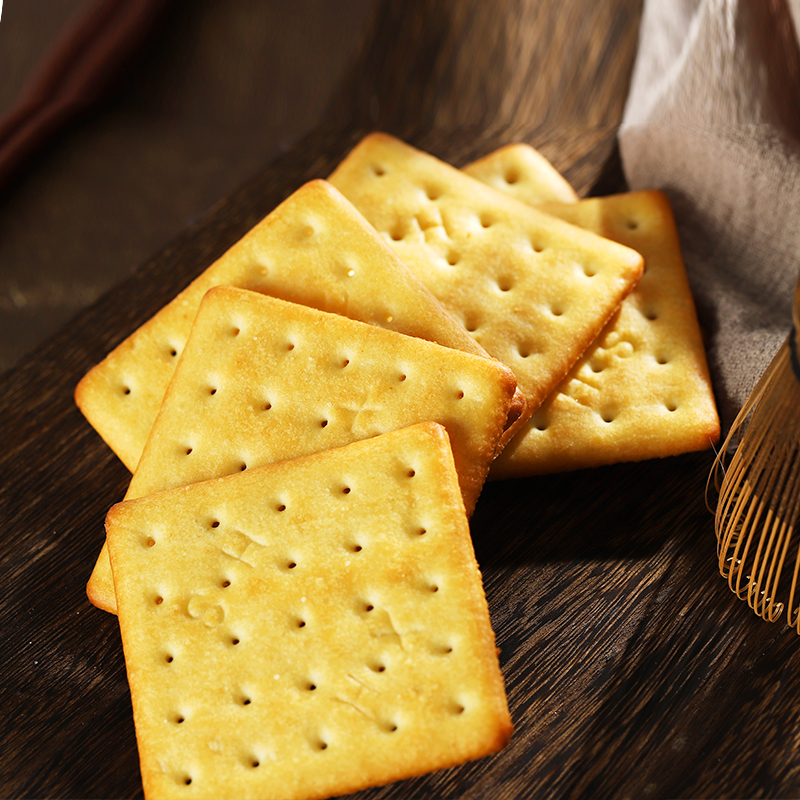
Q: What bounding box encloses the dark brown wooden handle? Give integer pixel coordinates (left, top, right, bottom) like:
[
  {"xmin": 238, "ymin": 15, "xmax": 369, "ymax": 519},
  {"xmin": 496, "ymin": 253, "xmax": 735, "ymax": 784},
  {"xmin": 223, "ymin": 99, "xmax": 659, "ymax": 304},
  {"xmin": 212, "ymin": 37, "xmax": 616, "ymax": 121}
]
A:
[{"xmin": 0, "ymin": 0, "xmax": 170, "ymax": 193}]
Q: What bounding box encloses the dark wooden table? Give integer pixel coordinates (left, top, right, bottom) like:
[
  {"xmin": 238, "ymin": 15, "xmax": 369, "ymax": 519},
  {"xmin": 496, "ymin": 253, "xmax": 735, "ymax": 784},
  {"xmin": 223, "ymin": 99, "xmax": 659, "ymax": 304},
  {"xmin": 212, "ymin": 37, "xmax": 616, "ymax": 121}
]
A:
[{"xmin": 4, "ymin": 2, "xmax": 800, "ymax": 799}]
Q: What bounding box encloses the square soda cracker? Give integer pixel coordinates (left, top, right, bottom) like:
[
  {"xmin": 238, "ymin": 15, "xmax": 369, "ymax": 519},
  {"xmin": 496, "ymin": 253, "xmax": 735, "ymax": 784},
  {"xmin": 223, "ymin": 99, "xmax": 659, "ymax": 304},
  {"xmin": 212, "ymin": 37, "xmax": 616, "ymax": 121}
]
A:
[
  {"xmin": 328, "ymin": 133, "xmax": 644, "ymax": 421},
  {"xmin": 462, "ymin": 142, "xmax": 580, "ymax": 205},
  {"xmin": 87, "ymin": 287, "xmax": 518, "ymax": 613},
  {"xmin": 75, "ymin": 179, "xmax": 522, "ymax": 473},
  {"xmin": 484, "ymin": 190, "xmax": 720, "ymax": 477},
  {"xmin": 106, "ymin": 422, "xmax": 513, "ymax": 800}
]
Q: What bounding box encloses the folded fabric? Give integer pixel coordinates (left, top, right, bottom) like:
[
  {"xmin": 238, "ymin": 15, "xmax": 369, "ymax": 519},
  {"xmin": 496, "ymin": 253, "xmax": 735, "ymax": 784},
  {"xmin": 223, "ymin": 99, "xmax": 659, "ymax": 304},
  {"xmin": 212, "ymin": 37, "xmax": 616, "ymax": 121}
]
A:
[{"xmin": 619, "ymin": 0, "xmax": 800, "ymax": 428}]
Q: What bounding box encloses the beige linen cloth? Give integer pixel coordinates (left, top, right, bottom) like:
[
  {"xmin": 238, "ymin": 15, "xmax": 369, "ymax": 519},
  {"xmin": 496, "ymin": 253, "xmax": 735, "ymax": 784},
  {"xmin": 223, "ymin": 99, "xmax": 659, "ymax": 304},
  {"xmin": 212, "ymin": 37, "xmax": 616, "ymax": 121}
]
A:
[{"xmin": 619, "ymin": 0, "xmax": 800, "ymax": 428}]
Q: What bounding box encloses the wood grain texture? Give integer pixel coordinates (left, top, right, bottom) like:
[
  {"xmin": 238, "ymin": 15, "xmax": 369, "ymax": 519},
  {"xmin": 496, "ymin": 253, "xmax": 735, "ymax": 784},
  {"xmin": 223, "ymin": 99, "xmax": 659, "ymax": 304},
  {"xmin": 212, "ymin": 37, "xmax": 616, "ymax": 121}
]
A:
[{"xmin": 4, "ymin": 1, "xmax": 800, "ymax": 799}]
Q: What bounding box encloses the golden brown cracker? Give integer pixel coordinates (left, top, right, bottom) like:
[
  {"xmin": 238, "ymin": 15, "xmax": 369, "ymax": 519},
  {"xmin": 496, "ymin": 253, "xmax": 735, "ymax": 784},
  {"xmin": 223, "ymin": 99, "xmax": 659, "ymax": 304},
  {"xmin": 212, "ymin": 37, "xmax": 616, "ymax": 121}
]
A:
[
  {"xmin": 106, "ymin": 423, "xmax": 512, "ymax": 800},
  {"xmin": 328, "ymin": 133, "xmax": 643, "ymax": 422},
  {"xmin": 489, "ymin": 190, "xmax": 720, "ymax": 476},
  {"xmin": 88, "ymin": 287, "xmax": 518, "ymax": 612},
  {"xmin": 75, "ymin": 179, "xmax": 512, "ymax": 472},
  {"xmin": 463, "ymin": 143, "xmax": 579, "ymax": 205}
]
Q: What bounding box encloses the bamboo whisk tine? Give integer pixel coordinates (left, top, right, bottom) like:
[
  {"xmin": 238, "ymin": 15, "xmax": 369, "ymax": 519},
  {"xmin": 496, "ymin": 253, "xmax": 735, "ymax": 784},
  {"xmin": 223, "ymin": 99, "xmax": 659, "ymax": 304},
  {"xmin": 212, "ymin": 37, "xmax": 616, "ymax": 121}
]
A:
[{"xmin": 711, "ymin": 276, "xmax": 800, "ymax": 630}]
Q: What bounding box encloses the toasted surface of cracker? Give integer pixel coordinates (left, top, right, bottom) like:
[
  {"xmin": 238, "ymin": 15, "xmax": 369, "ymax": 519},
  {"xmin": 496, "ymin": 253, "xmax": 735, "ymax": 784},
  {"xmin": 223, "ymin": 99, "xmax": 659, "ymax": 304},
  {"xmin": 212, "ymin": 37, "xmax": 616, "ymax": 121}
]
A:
[
  {"xmin": 88, "ymin": 287, "xmax": 517, "ymax": 612},
  {"xmin": 488, "ymin": 190, "xmax": 720, "ymax": 476},
  {"xmin": 75, "ymin": 179, "xmax": 501, "ymax": 472},
  {"xmin": 106, "ymin": 423, "xmax": 512, "ymax": 800},
  {"xmin": 463, "ymin": 143, "xmax": 579, "ymax": 205},
  {"xmin": 328, "ymin": 133, "xmax": 644, "ymax": 421}
]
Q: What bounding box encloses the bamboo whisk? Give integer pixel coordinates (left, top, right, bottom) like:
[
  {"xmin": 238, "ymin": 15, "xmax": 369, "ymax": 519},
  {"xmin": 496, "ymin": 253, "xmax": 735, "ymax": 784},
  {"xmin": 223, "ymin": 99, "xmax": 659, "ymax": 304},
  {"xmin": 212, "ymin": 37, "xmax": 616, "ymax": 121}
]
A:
[{"xmin": 711, "ymin": 276, "xmax": 800, "ymax": 630}]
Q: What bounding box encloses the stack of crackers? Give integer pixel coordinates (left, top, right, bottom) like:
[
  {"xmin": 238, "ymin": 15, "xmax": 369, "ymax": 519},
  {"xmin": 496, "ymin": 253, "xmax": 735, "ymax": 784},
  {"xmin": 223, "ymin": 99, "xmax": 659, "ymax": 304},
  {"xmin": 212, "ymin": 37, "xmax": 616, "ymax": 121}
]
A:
[{"xmin": 75, "ymin": 133, "xmax": 719, "ymax": 800}]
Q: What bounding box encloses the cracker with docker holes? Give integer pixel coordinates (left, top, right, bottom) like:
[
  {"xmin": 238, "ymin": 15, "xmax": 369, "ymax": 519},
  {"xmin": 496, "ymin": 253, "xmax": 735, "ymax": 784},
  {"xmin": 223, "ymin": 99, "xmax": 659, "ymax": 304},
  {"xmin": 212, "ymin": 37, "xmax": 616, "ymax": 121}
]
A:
[
  {"xmin": 88, "ymin": 287, "xmax": 518, "ymax": 613},
  {"xmin": 75, "ymin": 179, "xmax": 523, "ymax": 473},
  {"xmin": 106, "ymin": 423, "xmax": 513, "ymax": 800},
  {"xmin": 478, "ymin": 189, "xmax": 720, "ymax": 476},
  {"xmin": 463, "ymin": 142, "xmax": 580, "ymax": 205},
  {"xmin": 328, "ymin": 133, "xmax": 644, "ymax": 422}
]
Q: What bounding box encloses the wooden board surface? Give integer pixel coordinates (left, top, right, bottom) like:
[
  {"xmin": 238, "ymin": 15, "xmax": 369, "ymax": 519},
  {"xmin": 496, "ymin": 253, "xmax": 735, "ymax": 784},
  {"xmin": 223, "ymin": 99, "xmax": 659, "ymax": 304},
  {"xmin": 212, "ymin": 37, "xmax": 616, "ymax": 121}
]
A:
[{"xmin": 3, "ymin": 2, "xmax": 800, "ymax": 798}]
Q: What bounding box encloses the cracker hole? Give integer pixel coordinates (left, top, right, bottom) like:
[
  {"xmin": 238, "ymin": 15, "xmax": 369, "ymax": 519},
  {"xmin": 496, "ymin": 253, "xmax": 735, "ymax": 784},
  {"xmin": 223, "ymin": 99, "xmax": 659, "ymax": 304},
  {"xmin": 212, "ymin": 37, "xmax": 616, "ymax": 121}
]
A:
[
  {"xmin": 551, "ymin": 305, "xmax": 565, "ymax": 317},
  {"xmin": 644, "ymin": 308, "xmax": 659, "ymax": 321},
  {"xmin": 590, "ymin": 363, "xmax": 604, "ymax": 373},
  {"xmin": 239, "ymin": 463, "xmax": 247, "ymax": 472},
  {"xmin": 165, "ymin": 654, "xmax": 174, "ymax": 663},
  {"xmin": 155, "ymin": 596, "xmax": 164, "ymax": 605},
  {"xmin": 242, "ymin": 697, "xmax": 252, "ymax": 706},
  {"xmin": 341, "ymin": 358, "xmax": 350, "ymax": 368},
  {"xmin": 530, "ymin": 411, "xmax": 549, "ymax": 432},
  {"xmin": 262, "ymin": 401, "xmax": 273, "ymax": 411},
  {"xmin": 497, "ymin": 277, "xmax": 513, "ymax": 292},
  {"xmin": 276, "ymin": 503, "xmax": 287, "ymax": 512},
  {"xmin": 185, "ymin": 447, "xmax": 193, "ymax": 456},
  {"xmin": 231, "ymin": 637, "xmax": 240, "ymax": 646},
  {"xmin": 666, "ymin": 401, "xmax": 678, "ymax": 412},
  {"xmin": 505, "ymin": 167, "xmax": 520, "ymax": 184},
  {"xmin": 456, "ymin": 390, "xmax": 465, "ymax": 399},
  {"xmin": 372, "ymin": 164, "xmax": 386, "ymax": 176},
  {"xmin": 169, "ymin": 348, "xmax": 178, "ymax": 357},
  {"xmin": 183, "ymin": 777, "xmax": 192, "ymax": 786},
  {"xmin": 231, "ymin": 326, "xmax": 241, "ymax": 337},
  {"xmin": 429, "ymin": 584, "xmax": 439, "ymax": 593},
  {"xmin": 656, "ymin": 354, "xmax": 669, "ymax": 365},
  {"xmin": 426, "ymin": 185, "xmax": 441, "ymax": 200},
  {"xmin": 349, "ymin": 543, "xmax": 363, "ymax": 553},
  {"xmin": 583, "ymin": 264, "xmax": 598, "ymax": 277},
  {"xmin": 389, "ymin": 224, "xmax": 404, "ymax": 242},
  {"xmin": 369, "ymin": 662, "xmax": 386, "ymax": 673},
  {"xmin": 174, "ymin": 715, "xmax": 185, "ymax": 724},
  {"xmin": 382, "ymin": 722, "xmax": 399, "ymax": 733},
  {"xmin": 305, "ymin": 681, "xmax": 317, "ymax": 692},
  {"xmin": 209, "ymin": 387, "xmax": 217, "ymax": 396},
  {"xmin": 122, "ymin": 386, "xmax": 131, "ymax": 396},
  {"xmin": 287, "ymin": 561, "xmax": 297, "ymax": 570},
  {"xmin": 210, "ymin": 520, "xmax": 220, "ymax": 529},
  {"xmin": 626, "ymin": 219, "xmax": 639, "ymax": 230},
  {"xmin": 320, "ymin": 419, "xmax": 328, "ymax": 428},
  {"xmin": 286, "ymin": 342, "xmax": 295, "ymax": 351},
  {"xmin": 250, "ymin": 759, "xmax": 260, "ymax": 768},
  {"xmin": 517, "ymin": 343, "xmax": 533, "ymax": 359},
  {"xmin": 146, "ymin": 537, "xmax": 156, "ymax": 548},
  {"xmin": 296, "ymin": 619, "xmax": 307, "ymax": 629},
  {"xmin": 342, "ymin": 486, "xmax": 351, "ymax": 495},
  {"xmin": 417, "ymin": 527, "xmax": 427, "ymax": 537},
  {"xmin": 398, "ymin": 373, "xmax": 407, "ymax": 382},
  {"xmin": 406, "ymin": 468, "xmax": 416, "ymax": 478},
  {"xmin": 531, "ymin": 241, "xmax": 545, "ymax": 253},
  {"xmin": 221, "ymin": 579, "xmax": 231, "ymax": 589},
  {"xmin": 446, "ymin": 250, "xmax": 460, "ymax": 266},
  {"xmin": 479, "ymin": 213, "xmax": 493, "ymax": 228},
  {"xmin": 432, "ymin": 643, "xmax": 453, "ymax": 656},
  {"xmin": 601, "ymin": 412, "xmax": 615, "ymax": 423}
]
